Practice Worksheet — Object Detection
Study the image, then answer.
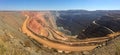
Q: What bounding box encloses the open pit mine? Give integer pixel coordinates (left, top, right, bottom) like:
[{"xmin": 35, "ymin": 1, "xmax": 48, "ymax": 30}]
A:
[{"xmin": 21, "ymin": 11, "xmax": 120, "ymax": 53}]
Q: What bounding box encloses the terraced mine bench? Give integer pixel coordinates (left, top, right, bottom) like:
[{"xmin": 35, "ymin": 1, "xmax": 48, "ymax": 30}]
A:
[{"xmin": 21, "ymin": 12, "xmax": 120, "ymax": 53}]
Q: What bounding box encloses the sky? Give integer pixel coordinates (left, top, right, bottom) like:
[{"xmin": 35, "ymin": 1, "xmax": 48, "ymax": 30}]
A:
[{"xmin": 0, "ymin": 0, "xmax": 120, "ymax": 11}]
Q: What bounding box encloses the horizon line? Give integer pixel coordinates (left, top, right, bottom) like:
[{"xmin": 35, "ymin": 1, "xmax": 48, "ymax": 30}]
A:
[{"xmin": 0, "ymin": 9, "xmax": 120, "ymax": 11}]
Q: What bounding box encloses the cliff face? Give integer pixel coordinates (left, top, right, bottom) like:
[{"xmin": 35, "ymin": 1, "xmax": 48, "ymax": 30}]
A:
[
  {"xmin": 96, "ymin": 16, "xmax": 120, "ymax": 32},
  {"xmin": 53, "ymin": 10, "xmax": 108, "ymax": 35},
  {"xmin": 77, "ymin": 14, "xmax": 120, "ymax": 39},
  {"xmin": 48, "ymin": 10, "xmax": 120, "ymax": 39},
  {"xmin": 77, "ymin": 23, "xmax": 113, "ymax": 39}
]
